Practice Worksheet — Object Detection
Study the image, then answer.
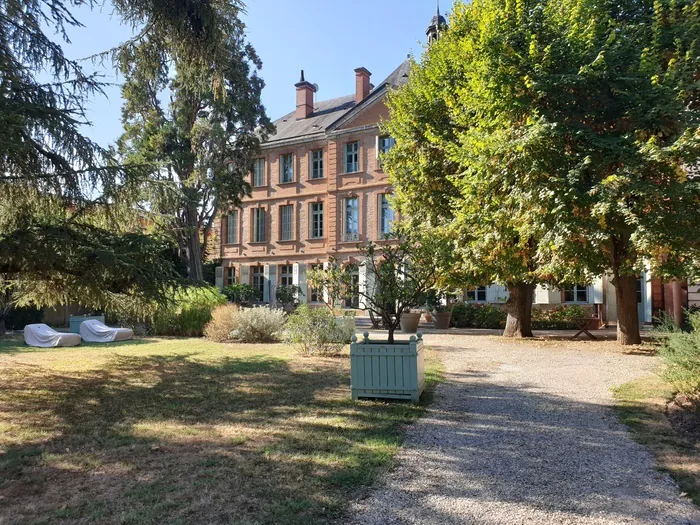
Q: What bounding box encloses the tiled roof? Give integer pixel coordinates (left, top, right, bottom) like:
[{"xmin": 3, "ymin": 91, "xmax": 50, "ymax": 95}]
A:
[{"xmin": 264, "ymin": 59, "xmax": 412, "ymax": 146}]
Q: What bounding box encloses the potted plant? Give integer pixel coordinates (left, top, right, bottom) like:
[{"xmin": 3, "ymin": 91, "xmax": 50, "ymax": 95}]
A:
[
  {"xmin": 426, "ymin": 290, "xmax": 453, "ymax": 330},
  {"xmin": 400, "ymin": 310, "xmax": 422, "ymax": 333}
]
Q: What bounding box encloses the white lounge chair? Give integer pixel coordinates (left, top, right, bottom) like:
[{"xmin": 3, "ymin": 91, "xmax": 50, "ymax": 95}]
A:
[
  {"xmin": 24, "ymin": 324, "xmax": 82, "ymax": 348},
  {"xmin": 79, "ymin": 319, "xmax": 134, "ymax": 343}
]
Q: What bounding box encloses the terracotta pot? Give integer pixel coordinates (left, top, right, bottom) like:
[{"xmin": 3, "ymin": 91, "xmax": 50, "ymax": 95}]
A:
[
  {"xmin": 424, "ymin": 312, "xmax": 433, "ymax": 323},
  {"xmin": 432, "ymin": 312, "xmax": 452, "ymax": 330},
  {"xmin": 400, "ymin": 312, "xmax": 422, "ymax": 334}
]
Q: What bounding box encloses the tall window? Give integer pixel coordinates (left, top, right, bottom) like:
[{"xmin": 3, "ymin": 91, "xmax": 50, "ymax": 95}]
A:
[
  {"xmin": 379, "ymin": 194, "xmax": 394, "ymax": 237},
  {"xmin": 344, "ymin": 264, "xmax": 360, "ymax": 309},
  {"xmin": 309, "ymin": 264, "xmax": 323, "ymax": 303},
  {"xmin": 310, "ymin": 149, "xmax": 324, "ymax": 180},
  {"xmin": 344, "ymin": 197, "xmax": 359, "ymax": 242},
  {"xmin": 280, "ymin": 154, "xmax": 294, "ymax": 183},
  {"xmin": 252, "ymin": 208, "xmax": 266, "ymax": 243},
  {"xmin": 251, "ymin": 266, "xmax": 264, "ymax": 298},
  {"xmin": 280, "ymin": 205, "xmax": 293, "ymax": 241},
  {"xmin": 226, "ymin": 212, "xmax": 238, "ymax": 245},
  {"xmin": 226, "ymin": 267, "xmax": 235, "ymax": 286},
  {"xmin": 377, "ymin": 136, "xmax": 395, "ymax": 168},
  {"xmin": 279, "ymin": 265, "xmax": 293, "ymax": 287},
  {"xmin": 564, "ymin": 284, "xmax": 588, "ymax": 303},
  {"xmin": 310, "ymin": 202, "xmax": 324, "ymax": 239},
  {"xmin": 344, "ymin": 141, "xmax": 359, "ymax": 173},
  {"xmin": 253, "ymin": 158, "xmax": 265, "ymax": 187},
  {"xmin": 467, "ymin": 287, "xmax": 487, "ymax": 302}
]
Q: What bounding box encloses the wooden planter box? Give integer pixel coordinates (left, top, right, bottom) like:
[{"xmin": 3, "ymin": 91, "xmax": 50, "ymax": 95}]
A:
[
  {"xmin": 69, "ymin": 315, "xmax": 105, "ymax": 334},
  {"xmin": 350, "ymin": 332, "xmax": 425, "ymax": 403}
]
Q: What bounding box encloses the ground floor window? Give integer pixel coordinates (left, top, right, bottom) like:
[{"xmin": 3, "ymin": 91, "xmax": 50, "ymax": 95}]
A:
[
  {"xmin": 466, "ymin": 287, "xmax": 487, "ymax": 302},
  {"xmin": 226, "ymin": 267, "xmax": 235, "ymax": 287},
  {"xmin": 344, "ymin": 264, "xmax": 360, "ymax": 309},
  {"xmin": 564, "ymin": 284, "xmax": 588, "ymax": 303},
  {"xmin": 279, "ymin": 265, "xmax": 293, "ymax": 287},
  {"xmin": 251, "ymin": 266, "xmax": 264, "ymax": 299},
  {"xmin": 309, "ymin": 264, "xmax": 323, "ymax": 303}
]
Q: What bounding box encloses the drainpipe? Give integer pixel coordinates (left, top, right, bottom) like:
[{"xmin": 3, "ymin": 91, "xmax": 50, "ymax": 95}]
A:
[{"xmin": 672, "ymin": 280, "xmax": 684, "ymax": 328}]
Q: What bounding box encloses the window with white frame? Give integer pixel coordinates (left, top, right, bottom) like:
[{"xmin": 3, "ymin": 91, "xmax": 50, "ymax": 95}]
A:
[
  {"xmin": 466, "ymin": 287, "xmax": 487, "ymax": 302},
  {"xmin": 226, "ymin": 267, "xmax": 235, "ymax": 286},
  {"xmin": 564, "ymin": 284, "xmax": 588, "ymax": 303},
  {"xmin": 344, "ymin": 141, "xmax": 359, "ymax": 173},
  {"xmin": 379, "ymin": 194, "xmax": 394, "ymax": 237},
  {"xmin": 251, "ymin": 266, "xmax": 264, "ymax": 297},
  {"xmin": 377, "ymin": 136, "xmax": 395, "ymax": 168},
  {"xmin": 310, "ymin": 149, "xmax": 324, "ymax": 180},
  {"xmin": 279, "ymin": 265, "xmax": 293, "ymax": 287},
  {"xmin": 252, "ymin": 208, "xmax": 266, "ymax": 243},
  {"xmin": 226, "ymin": 212, "xmax": 238, "ymax": 245},
  {"xmin": 344, "ymin": 264, "xmax": 360, "ymax": 309},
  {"xmin": 279, "ymin": 205, "xmax": 293, "ymax": 241},
  {"xmin": 310, "ymin": 202, "xmax": 324, "ymax": 239},
  {"xmin": 344, "ymin": 197, "xmax": 359, "ymax": 241},
  {"xmin": 280, "ymin": 154, "xmax": 294, "ymax": 183},
  {"xmin": 253, "ymin": 158, "xmax": 265, "ymax": 187}
]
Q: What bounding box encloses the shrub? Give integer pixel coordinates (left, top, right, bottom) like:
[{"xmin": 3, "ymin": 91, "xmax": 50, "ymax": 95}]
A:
[
  {"xmin": 5, "ymin": 305, "xmax": 43, "ymax": 330},
  {"xmin": 531, "ymin": 304, "xmax": 588, "ymax": 330},
  {"xmin": 229, "ymin": 307, "xmax": 286, "ymax": 343},
  {"xmin": 276, "ymin": 285, "xmax": 303, "ymax": 309},
  {"xmin": 150, "ymin": 286, "xmax": 227, "ymax": 337},
  {"xmin": 223, "ymin": 284, "xmax": 261, "ymax": 305},
  {"xmin": 204, "ymin": 304, "xmax": 240, "ymax": 342},
  {"xmin": 657, "ymin": 311, "xmax": 700, "ymax": 397},
  {"xmin": 284, "ymin": 304, "xmax": 354, "ymax": 357},
  {"xmin": 451, "ymin": 302, "xmax": 507, "ymax": 329}
]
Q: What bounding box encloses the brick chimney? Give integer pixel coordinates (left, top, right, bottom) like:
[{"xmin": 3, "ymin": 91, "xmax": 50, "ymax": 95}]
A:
[
  {"xmin": 354, "ymin": 67, "xmax": 371, "ymax": 104},
  {"xmin": 295, "ymin": 70, "xmax": 317, "ymax": 120}
]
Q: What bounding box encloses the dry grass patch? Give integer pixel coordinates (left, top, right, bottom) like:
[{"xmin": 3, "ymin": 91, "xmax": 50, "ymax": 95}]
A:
[
  {"xmin": 0, "ymin": 336, "xmax": 442, "ymax": 524},
  {"xmin": 614, "ymin": 375, "xmax": 700, "ymax": 507}
]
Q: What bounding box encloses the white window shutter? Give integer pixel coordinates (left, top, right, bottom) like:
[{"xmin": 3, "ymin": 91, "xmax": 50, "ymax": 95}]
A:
[
  {"xmin": 215, "ymin": 267, "xmax": 224, "ymax": 289},
  {"xmin": 359, "ymin": 262, "xmax": 368, "ymax": 309},
  {"xmin": 323, "ymin": 261, "xmax": 330, "ymax": 306},
  {"xmin": 535, "ymin": 285, "xmax": 548, "ymax": 304},
  {"xmin": 486, "ymin": 285, "xmax": 499, "ymax": 303},
  {"xmin": 263, "ymin": 265, "xmax": 271, "ymax": 304},
  {"xmin": 240, "ymin": 265, "xmax": 250, "ymax": 286},
  {"xmin": 590, "ymin": 277, "xmax": 604, "ymax": 304},
  {"xmin": 268, "ymin": 265, "xmax": 277, "ymax": 305},
  {"xmin": 293, "ymin": 263, "xmax": 308, "ymax": 304}
]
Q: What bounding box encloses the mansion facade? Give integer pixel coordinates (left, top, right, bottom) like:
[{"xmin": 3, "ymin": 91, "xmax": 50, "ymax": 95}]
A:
[{"xmin": 214, "ymin": 13, "xmax": 698, "ymax": 326}]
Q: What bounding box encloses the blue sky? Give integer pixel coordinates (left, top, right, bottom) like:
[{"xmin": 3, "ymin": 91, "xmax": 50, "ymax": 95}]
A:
[{"xmin": 63, "ymin": 0, "xmax": 455, "ymax": 148}]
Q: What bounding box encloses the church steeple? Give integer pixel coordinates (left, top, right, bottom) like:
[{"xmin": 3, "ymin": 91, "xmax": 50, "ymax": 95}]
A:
[{"xmin": 426, "ymin": 1, "xmax": 448, "ymax": 44}]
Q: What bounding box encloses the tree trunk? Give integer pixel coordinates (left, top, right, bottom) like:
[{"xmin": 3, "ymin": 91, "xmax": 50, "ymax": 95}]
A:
[
  {"xmin": 503, "ymin": 283, "xmax": 535, "ymax": 338},
  {"xmin": 614, "ymin": 274, "xmax": 642, "ymax": 345},
  {"xmin": 0, "ymin": 316, "xmax": 5, "ymax": 337},
  {"xmin": 184, "ymin": 204, "xmax": 204, "ymax": 281}
]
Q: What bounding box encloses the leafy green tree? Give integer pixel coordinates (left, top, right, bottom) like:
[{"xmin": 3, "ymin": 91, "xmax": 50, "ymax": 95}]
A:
[
  {"xmin": 0, "ymin": 0, "xmax": 254, "ymax": 331},
  {"xmin": 116, "ymin": 0, "xmax": 273, "ymax": 281},
  {"xmin": 384, "ymin": 0, "xmax": 700, "ymax": 344}
]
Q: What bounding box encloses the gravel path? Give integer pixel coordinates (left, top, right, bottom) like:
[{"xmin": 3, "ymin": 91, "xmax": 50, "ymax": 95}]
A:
[{"xmin": 349, "ymin": 334, "xmax": 700, "ymax": 525}]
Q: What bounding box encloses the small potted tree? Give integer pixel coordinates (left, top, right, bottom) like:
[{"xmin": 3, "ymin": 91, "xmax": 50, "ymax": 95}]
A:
[
  {"xmin": 426, "ymin": 290, "xmax": 453, "ymax": 330},
  {"xmin": 346, "ymin": 231, "xmax": 451, "ymax": 402}
]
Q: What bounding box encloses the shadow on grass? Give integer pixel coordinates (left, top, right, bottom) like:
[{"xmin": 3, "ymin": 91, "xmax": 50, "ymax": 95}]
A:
[
  {"xmin": 0, "ymin": 336, "xmax": 157, "ymax": 355},
  {"xmin": 0, "ymin": 350, "xmax": 438, "ymax": 525}
]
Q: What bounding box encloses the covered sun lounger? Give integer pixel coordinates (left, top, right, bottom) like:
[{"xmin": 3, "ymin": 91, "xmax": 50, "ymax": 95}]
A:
[
  {"xmin": 79, "ymin": 319, "xmax": 134, "ymax": 343},
  {"xmin": 24, "ymin": 324, "xmax": 82, "ymax": 348}
]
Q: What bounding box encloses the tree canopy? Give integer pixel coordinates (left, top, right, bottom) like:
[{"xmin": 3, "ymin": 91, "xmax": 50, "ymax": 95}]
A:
[{"xmin": 383, "ymin": 0, "xmax": 700, "ymax": 344}]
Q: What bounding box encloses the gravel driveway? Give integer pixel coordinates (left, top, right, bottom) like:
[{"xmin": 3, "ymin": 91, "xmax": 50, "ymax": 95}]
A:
[{"xmin": 348, "ymin": 334, "xmax": 700, "ymax": 525}]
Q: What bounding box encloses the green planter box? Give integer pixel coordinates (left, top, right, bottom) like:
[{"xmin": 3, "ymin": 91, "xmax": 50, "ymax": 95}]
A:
[
  {"xmin": 69, "ymin": 315, "xmax": 105, "ymax": 334},
  {"xmin": 350, "ymin": 332, "xmax": 425, "ymax": 403}
]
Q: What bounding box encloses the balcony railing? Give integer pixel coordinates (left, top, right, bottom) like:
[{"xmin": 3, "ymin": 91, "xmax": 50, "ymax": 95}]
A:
[{"xmin": 343, "ymin": 231, "xmax": 360, "ymax": 242}]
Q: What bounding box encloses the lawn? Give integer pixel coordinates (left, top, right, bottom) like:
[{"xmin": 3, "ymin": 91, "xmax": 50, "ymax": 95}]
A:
[
  {"xmin": 0, "ymin": 337, "xmax": 442, "ymax": 524},
  {"xmin": 614, "ymin": 375, "xmax": 700, "ymax": 506}
]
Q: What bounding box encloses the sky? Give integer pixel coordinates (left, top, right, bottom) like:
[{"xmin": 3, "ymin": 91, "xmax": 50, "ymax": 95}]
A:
[{"xmin": 61, "ymin": 0, "xmax": 456, "ymax": 148}]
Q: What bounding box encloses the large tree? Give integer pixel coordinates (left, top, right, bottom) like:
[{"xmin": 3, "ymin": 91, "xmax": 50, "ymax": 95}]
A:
[
  {"xmin": 116, "ymin": 0, "xmax": 272, "ymax": 281},
  {"xmin": 0, "ymin": 0, "xmax": 252, "ymax": 328},
  {"xmin": 384, "ymin": 0, "xmax": 700, "ymax": 344}
]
